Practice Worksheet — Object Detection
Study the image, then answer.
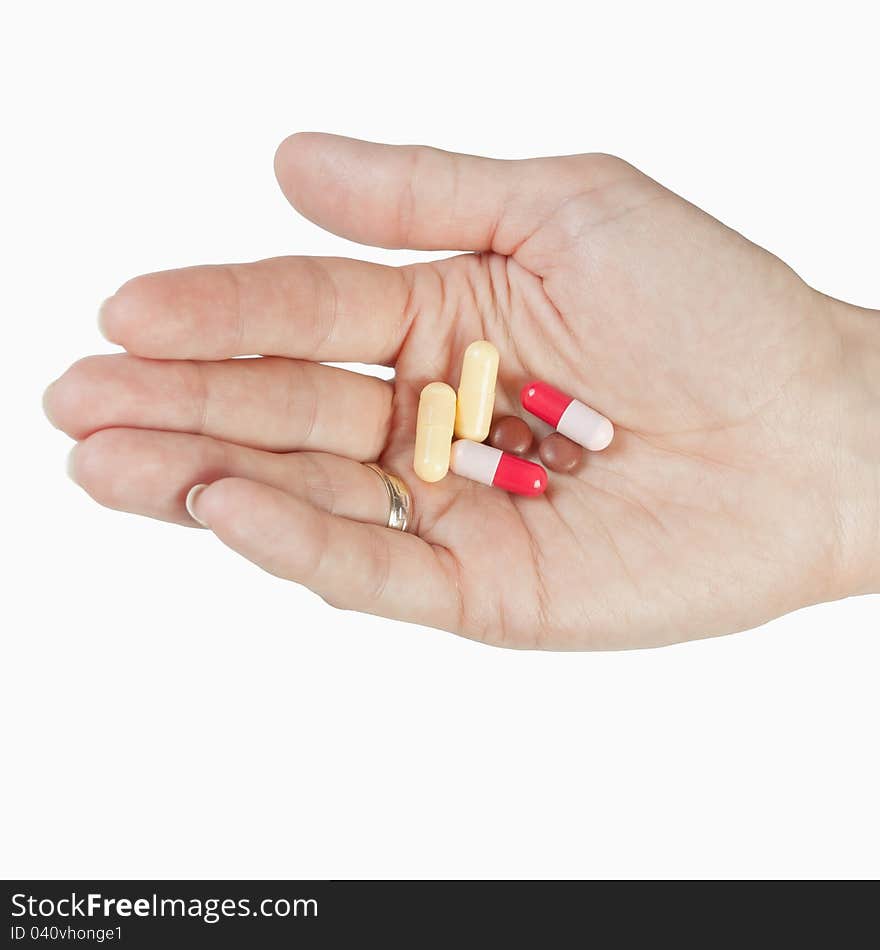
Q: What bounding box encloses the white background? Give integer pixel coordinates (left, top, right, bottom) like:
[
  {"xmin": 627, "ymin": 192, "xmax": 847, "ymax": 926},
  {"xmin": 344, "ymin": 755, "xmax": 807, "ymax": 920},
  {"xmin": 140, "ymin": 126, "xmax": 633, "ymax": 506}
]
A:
[{"xmin": 3, "ymin": 0, "xmax": 878, "ymax": 879}]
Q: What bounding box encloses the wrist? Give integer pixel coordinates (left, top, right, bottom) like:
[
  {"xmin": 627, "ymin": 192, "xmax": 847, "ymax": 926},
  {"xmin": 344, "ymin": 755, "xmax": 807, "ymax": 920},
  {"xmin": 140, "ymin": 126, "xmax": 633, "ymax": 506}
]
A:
[{"xmin": 826, "ymin": 295, "xmax": 880, "ymax": 596}]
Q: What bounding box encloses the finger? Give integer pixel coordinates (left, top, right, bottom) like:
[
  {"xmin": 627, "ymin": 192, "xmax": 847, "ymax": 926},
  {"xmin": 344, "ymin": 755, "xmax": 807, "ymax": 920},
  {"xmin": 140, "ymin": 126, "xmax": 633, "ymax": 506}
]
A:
[
  {"xmin": 274, "ymin": 132, "xmax": 626, "ymax": 253},
  {"xmin": 99, "ymin": 255, "xmax": 412, "ymax": 364},
  {"xmin": 189, "ymin": 477, "xmax": 458, "ymax": 629},
  {"xmin": 46, "ymin": 354, "xmax": 391, "ymax": 460},
  {"xmin": 68, "ymin": 428, "xmax": 393, "ymax": 528}
]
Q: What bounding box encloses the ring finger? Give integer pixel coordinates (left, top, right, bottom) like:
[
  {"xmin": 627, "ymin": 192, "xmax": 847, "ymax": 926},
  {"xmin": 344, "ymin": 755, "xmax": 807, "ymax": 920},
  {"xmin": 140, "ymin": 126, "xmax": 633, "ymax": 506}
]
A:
[{"xmin": 68, "ymin": 427, "xmax": 409, "ymax": 529}]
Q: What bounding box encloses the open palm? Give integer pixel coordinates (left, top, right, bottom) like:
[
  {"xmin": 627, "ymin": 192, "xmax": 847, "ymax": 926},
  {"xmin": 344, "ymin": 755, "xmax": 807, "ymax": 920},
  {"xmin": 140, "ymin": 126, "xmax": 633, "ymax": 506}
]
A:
[{"xmin": 45, "ymin": 133, "xmax": 860, "ymax": 648}]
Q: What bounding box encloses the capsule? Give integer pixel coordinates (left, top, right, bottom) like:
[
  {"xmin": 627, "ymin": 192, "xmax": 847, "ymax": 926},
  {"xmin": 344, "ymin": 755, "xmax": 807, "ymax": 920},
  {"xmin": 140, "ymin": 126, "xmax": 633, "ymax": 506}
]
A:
[
  {"xmin": 454, "ymin": 340, "xmax": 499, "ymax": 442},
  {"xmin": 413, "ymin": 382, "xmax": 457, "ymax": 482},
  {"xmin": 521, "ymin": 381, "xmax": 614, "ymax": 451},
  {"xmin": 450, "ymin": 440, "xmax": 547, "ymax": 496}
]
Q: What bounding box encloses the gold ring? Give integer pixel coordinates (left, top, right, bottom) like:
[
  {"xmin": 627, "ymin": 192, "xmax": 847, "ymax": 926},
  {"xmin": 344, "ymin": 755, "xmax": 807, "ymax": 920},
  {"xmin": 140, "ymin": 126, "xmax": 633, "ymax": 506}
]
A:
[{"xmin": 365, "ymin": 463, "xmax": 412, "ymax": 532}]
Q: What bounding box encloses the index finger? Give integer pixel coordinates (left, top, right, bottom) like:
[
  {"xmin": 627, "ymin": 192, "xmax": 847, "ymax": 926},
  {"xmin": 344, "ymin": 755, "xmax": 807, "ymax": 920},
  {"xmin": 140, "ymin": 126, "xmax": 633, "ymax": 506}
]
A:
[{"xmin": 99, "ymin": 255, "xmax": 414, "ymax": 365}]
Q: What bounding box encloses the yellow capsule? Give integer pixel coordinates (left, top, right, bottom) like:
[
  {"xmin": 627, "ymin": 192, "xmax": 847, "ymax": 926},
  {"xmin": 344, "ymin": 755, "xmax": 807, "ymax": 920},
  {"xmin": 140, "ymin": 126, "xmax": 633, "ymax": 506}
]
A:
[
  {"xmin": 454, "ymin": 340, "xmax": 499, "ymax": 442},
  {"xmin": 413, "ymin": 382, "xmax": 457, "ymax": 483}
]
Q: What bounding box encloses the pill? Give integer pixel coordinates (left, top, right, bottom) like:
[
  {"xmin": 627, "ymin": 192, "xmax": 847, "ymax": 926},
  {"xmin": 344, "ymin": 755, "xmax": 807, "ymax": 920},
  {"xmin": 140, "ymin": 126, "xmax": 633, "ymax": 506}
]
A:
[
  {"xmin": 521, "ymin": 381, "xmax": 614, "ymax": 451},
  {"xmin": 455, "ymin": 340, "xmax": 499, "ymax": 442},
  {"xmin": 413, "ymin": 381, "xmax": 457, "ymax": 482},
  {"xmin": 539, "ymin": 433, "xmax": 583, "ymax": 473},
  {"xmin": 450, "ymin": 439, "xmax": 547, "ymax": 496},
  {"xmin": 488, "ymin": 415, "xmax": 534, "ymax": 455}
]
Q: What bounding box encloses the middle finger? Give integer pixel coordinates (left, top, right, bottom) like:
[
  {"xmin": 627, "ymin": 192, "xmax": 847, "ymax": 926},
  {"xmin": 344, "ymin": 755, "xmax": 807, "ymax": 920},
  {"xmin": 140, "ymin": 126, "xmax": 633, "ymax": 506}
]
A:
[{"xmin": 45, "ymin": 353, "xmax": 393, "ymax": 461}]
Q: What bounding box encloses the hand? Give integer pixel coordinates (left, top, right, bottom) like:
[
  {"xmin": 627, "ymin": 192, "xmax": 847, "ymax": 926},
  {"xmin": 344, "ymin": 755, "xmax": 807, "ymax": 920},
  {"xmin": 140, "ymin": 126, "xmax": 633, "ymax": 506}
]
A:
[{"xmin": 44, "ymin": 134, "xmax": 880, "ymax": 648}]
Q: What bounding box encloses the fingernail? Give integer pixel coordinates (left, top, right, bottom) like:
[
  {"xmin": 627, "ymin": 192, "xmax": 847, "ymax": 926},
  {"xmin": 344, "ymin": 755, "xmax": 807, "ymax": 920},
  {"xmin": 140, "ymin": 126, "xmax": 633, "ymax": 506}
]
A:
[
  {"xmin": 98, "ymin": 296, "xmax": 118, "ymax": 342},
  {"xmin": 185, "ymin": 484, "xmax": 209, "ymax": 526}
]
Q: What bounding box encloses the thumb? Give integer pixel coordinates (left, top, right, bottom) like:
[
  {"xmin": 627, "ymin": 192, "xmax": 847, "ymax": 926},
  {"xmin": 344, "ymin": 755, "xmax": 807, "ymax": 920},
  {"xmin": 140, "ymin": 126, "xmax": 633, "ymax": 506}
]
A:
[{"xmin": 274, "ymin": 132, "xmax": 624, "ymax": 254}]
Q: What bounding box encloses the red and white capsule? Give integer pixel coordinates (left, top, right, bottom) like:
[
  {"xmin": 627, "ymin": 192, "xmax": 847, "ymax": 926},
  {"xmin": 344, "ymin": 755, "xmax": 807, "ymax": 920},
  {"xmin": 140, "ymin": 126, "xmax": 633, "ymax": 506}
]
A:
[
  {"xmin": 450, "ymin": 440, "xmax": 547, "ymax": 496},
  {"xmin": 521, "ymin": 381, "xmax": 614, "ymax": 451}
]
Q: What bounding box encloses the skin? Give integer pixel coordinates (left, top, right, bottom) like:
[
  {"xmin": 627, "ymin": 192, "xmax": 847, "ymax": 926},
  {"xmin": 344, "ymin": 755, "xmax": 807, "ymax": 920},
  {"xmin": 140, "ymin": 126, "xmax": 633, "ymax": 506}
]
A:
[{"xmin": 44, "ymin": 133, "xmax": 880, "ymax": 649}]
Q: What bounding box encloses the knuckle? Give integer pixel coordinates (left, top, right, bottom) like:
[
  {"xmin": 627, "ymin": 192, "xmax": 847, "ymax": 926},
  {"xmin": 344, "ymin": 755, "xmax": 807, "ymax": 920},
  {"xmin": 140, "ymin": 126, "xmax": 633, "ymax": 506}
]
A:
[
  {"xmin": 218, "ymin": 264, "xmax": 246, "ymax": 353},
  {"xmin": 364, "ymin": 532, "xmax": 392, "ymax": 605},
  {"xmin": 291, "ymin": 364, "xmax": 320, "ymax": 446},
  {"xmin": 396, "ymin": 148, "xmax": 423, "ymax": 247},
  {"xmin": 302, "ymin": 258, "xmax": 339, "ymax": 357},
  {"xmin": 297, "ymin": 454, "xmax": 338, "ymax": 515},
  {"xmin": 586, "ymin": 150, "xmax": 628, "ymax": 171}
]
